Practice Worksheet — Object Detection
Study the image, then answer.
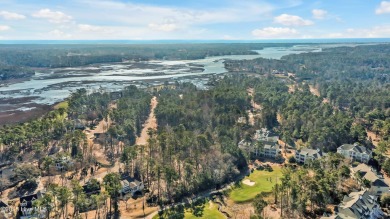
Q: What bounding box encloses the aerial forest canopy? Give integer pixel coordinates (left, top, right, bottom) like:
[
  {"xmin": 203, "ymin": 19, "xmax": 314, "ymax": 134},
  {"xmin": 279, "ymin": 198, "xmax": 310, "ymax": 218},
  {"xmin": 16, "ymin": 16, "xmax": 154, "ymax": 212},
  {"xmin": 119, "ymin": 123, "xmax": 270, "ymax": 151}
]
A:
[
  {"xmin": 0, "ymin": 44, "xmax": 389, "ymax": 218},
  {"xmin": 226, "ymin": 44, "xmax": 390, "ymax": 150}
]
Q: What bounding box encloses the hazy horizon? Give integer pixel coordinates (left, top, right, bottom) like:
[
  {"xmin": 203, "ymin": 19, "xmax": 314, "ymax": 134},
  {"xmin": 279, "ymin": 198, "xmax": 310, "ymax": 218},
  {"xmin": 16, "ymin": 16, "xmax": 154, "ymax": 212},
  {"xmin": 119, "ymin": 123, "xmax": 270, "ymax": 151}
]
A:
[
  {"xmin": 1, "ymin": 1, "xmax": 390, "ymax": 40},
  {"xmin": 1, "ymin": 38, "xmax": 390, "ymax": 45}
]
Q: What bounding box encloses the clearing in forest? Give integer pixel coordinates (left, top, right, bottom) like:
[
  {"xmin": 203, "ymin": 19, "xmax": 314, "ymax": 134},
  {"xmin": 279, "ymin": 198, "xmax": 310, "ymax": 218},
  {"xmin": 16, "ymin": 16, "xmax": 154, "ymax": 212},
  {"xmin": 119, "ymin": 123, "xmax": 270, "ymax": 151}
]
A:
[
  {"xmin": 229, "ymin": 165, "xmax": 282, "ymax": 203},
  {"xmin": 136, "ymin": 96, "xmax": 158, "ymax": 145}
]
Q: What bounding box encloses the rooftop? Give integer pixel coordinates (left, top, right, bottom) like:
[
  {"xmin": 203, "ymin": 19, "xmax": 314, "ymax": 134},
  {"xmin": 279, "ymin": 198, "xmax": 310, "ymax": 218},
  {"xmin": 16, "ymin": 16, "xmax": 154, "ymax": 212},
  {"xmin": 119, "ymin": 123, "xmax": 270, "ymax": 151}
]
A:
[
  {"xmin": 339, "ymin": 143, "xmax": 371, "ymax": 154},
  {"xmin": 337, "ymin": 190, "xmax": 381, "ymax": 219},
  {"xmin": 296, "ymin": 148, "xmax": 323, "ymax": 158},
  {"xmin": 352, "ymin": 164, "xmax": 381, "ymax": 182}
]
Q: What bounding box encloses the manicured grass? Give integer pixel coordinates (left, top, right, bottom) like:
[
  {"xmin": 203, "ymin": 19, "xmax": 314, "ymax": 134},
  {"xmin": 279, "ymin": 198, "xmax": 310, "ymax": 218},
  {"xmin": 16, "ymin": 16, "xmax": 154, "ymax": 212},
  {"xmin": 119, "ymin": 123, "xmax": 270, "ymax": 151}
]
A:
[
  {"xmin": 185, "ymin": 201, "xmax": 225, "ymax": 219},
  {"xmin": 153, "ymin": 199, "xmax": 225, "ymax": 219},
  {"xmin": 54, "ymin": 101, "xmax": 69, "ymax": 110},
  {"xmin": 229, "ymin": 165, "xmax": 282, "ymax": 203}
]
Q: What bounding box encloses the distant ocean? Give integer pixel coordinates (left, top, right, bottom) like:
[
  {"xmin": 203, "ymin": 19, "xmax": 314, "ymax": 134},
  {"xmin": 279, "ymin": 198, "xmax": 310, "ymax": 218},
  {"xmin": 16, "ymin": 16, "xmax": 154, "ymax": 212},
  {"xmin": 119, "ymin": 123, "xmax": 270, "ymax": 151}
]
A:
[{"xmin": 1, "ymin": 38, "xmax": 390, "ymax": 44}]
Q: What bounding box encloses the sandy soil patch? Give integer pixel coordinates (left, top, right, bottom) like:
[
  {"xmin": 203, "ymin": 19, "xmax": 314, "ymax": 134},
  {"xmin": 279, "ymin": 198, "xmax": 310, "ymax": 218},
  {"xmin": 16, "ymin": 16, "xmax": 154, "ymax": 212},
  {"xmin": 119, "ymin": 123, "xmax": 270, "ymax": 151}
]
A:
[
  {"xmin": 287, "ymin": 84, "xmax": 296, "ymax": 93},
  {"xmin": 242, "ymin": 179, "xmax": 255, "ymax": 186},
  {"xmin": 309, "ymin": 85, "xmax": 320, "ymax": 97},
  {"xmin": 136, "ymin": 96, "xmax": 158, "ymax": 146},
  {"xmin": 367, "ymin": 130, "xmax": 381, "ymax": 147}
]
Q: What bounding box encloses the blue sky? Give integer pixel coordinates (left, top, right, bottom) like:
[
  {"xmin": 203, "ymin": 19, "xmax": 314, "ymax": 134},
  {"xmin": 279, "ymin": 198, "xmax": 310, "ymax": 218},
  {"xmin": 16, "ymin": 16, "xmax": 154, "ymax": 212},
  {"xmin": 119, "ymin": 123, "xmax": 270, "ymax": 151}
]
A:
[{"xmin": 1, "ymin": 0, "xmax": 390, "ymax": 40}]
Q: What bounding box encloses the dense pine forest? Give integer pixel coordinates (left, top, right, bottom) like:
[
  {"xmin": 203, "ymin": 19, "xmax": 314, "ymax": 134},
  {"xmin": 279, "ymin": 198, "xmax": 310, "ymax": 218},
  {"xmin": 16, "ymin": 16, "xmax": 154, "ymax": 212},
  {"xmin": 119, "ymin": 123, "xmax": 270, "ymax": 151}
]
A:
[{"xmin": 0, "ymin": 43, "xmax": 389, "ymax": 218}]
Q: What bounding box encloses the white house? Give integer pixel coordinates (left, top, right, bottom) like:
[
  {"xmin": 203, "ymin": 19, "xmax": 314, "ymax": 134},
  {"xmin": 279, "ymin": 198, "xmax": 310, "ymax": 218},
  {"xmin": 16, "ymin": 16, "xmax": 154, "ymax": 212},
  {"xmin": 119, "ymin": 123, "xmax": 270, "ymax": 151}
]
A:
[
  {"xmin": 239, "ymin": 128, "xmax": 281, "ymax": 159},
  {"xmin": 295, "ymin": 148, "xmax": 324, "ymax": 164},
  {"xmin": 337, "ymin": 143, "xmax": 372, "ymax": 163},
  {"xmin": 120, "ymin": 179, "xmax": 144, "ymax": 196},
  {"xmin": 261, "ymin": 143, "xmax": 280, "ymax": 159}
]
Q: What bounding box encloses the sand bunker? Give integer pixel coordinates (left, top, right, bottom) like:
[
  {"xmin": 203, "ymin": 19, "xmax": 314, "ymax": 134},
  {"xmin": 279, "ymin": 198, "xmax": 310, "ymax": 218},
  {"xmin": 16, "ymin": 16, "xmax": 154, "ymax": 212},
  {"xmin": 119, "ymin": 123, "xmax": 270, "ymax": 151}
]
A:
[{"xmin": 243, "ymin": 179, "xmax": 255, "ymax": 186}]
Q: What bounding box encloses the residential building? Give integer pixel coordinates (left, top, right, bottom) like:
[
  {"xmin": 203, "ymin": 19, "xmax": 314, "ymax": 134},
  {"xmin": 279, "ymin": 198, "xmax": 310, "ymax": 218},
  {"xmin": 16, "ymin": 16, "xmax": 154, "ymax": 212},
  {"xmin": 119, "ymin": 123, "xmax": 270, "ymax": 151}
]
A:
[
  {"xmin": 253, "ymin": 128, "xmax": 279, "ymax": 143},
  {"xmin": 328, "ymin": 190, "xmax": 384, "ymax": 219},
  {"xmin": 337, "ymin": 143, "xmax": 372, "ymax": 163},
  {"xmin": 0, "ymin": 200, "xmax": 13, "ymax": 218},
  {"xmin": 351, "ymin": 164, "xmax": 389, "ymax": 197},
  {"xmin": 120, "ymin": 178, "xmax": 144, "ymax": 197},
  {"xmin": 54, "ymin": 156, "xmax": 73, "ymax": 171},
  {"xmin": 295, "ymin": 148, "xmax": 324, "ymax": 164},
  {"xmin": 238, "ymin": 128, "xmax": 282, "ymax": 159},
  {"xmin": 19, "ymin": 191, "xmax": 45, "ymax": 219},
  {"xmin": 261, "ymin": 143, "xmax": 280, "ymax": 158},
  {"xmin": 238, "ymin": 139, "xmax": 251, "ymax": 153},
  {"xmin": 256, "ymin": 128, "xmax": 280, "ymax": 159}
]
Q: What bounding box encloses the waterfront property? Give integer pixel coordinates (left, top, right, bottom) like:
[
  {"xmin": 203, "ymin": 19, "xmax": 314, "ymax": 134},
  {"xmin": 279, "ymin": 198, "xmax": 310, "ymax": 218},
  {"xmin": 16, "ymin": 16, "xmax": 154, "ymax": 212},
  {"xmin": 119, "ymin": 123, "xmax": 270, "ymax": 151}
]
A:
[{"xmin": 337, "ymin": 143, "xmax": 372, "ymax": 163}]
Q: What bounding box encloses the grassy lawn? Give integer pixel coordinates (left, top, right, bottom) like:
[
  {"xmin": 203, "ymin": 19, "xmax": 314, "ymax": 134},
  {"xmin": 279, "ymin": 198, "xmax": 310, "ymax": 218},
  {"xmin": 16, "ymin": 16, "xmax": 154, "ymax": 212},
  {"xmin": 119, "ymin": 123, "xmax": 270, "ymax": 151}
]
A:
[
  {"xmin": 54, "ymin": 101, "xmax": 69, "ymax": 110},
  {"xmin": 153, "ymin": 199, "xmax": 225, "ymax": 219},
  {"xmin": 185, "ymin": 201, "xmax": 225, "ymax": 219},
  {"xmin": 229, "ymin": 165, "xmax": 282, "ymax": 203}
]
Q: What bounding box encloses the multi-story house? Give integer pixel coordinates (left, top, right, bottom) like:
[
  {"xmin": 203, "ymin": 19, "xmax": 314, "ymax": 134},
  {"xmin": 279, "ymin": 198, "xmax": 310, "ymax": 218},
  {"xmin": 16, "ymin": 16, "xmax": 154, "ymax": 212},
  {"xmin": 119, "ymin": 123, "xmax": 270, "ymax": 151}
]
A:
[
  {"xmin": 19, "ymin": 191, "xmax": 46, "ymax": 219},
  {"xmin": 337, "ymin": 143, "xmax": 372, "ymax": 163},
  {"xmin": 120, "ymin": 178, "xmax": 144, "ymax": 197},
  {"xmin": 238, "ymin": 128, "xmax": 281, "ymax": 159},
  {"xmin": 295, "ymin": 148, "xmax": 324, "ymax": 164},
  {"xmin": 322, "ymin": 190, "xmax": 384, "ymax": 219}
]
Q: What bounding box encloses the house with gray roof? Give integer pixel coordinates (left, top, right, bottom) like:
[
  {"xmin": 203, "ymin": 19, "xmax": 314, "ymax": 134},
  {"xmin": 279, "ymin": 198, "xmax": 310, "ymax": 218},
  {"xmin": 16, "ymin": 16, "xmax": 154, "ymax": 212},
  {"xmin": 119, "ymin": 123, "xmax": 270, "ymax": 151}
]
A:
[
  {"xmin": 120, "ymin": 178, "xmax": 144, "ymax": 197},
  {"xmin": 333, "ymin": 190, "xmax": 383, "ymax": 219},
  {"xmin": 351, "ymin": 164, "xmax": 390, "ymax": 197},
  {"xmin": 337, "ymin": 143, "xmax": 372, "ymax": 163},
  {"xmin": 238, "ymin": 128, "xmax": 281, "ymax": 159},
  {"xmin": 261, "ymin": 143, "xmax": 281, "ymax": 158},
  {"xmin": 295, "ymin": 148, "xmax": 324, "ymax": 164}
]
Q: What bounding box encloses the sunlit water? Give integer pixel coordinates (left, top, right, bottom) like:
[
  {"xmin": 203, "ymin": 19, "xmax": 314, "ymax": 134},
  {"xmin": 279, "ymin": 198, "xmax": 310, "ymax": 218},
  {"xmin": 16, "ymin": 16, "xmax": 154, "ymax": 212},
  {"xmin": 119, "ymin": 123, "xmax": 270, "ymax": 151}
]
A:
[{"xmin": 0, "ymin": 45, "xmax": 322, "ymax": 108}]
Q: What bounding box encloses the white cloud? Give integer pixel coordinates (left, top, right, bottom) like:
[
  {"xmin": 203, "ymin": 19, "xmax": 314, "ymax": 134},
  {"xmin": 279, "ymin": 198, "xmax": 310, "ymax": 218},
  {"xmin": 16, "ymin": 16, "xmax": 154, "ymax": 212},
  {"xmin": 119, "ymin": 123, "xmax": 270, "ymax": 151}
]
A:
[
  {"xmin": 148, "ymin": 18, "xmax": 179, "ymax": 32},
  {"xmin": 312, "ymin": 9, "xmax": 327, "ymax": 19},
  {"xmin": 376, "ymin": 1, "xmax": 390, "ymax": 14},
  {"xmin": 48, "ymin": 29, "xmax": 72, "ymax": 38},
  {"xmin": 0, "ymin": 11, "xmax": 25, "ymax": 20},
  {"xmin": 78, "ymin": 24, "xmax": 102, "ymax": 32},
  {"xmin": 252, "ymin": 27, "xmax": 298, "ymax": 38},
  {"xmin": 324, "ymin": 26, "xmax": 390, "ymax": 38},
  {"xmin": 149, "ymin": 23, "xmax": 178, "ymax": 32},
  {"xmin": 80, "ymin": 0, "xmax": 274, "ymax": 26},
  {"xmin": 32, "ymin": 9, "xmax": 72, "ymax": 23},
  {"xmin": 0, "ymin": 25, "xmax": 10, "ymax": 31},
  {"xmin": 274, "ymin": 14, "xmax": 313, "ymax": 26}
]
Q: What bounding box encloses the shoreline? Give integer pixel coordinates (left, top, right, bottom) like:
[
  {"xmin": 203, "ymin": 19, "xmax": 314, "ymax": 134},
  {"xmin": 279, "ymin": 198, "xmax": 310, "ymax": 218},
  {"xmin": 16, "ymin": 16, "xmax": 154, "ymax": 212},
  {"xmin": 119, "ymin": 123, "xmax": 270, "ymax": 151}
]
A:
[{"xmin": 0, "ymin": 73, "xmax": 215, "ymax": 126}]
